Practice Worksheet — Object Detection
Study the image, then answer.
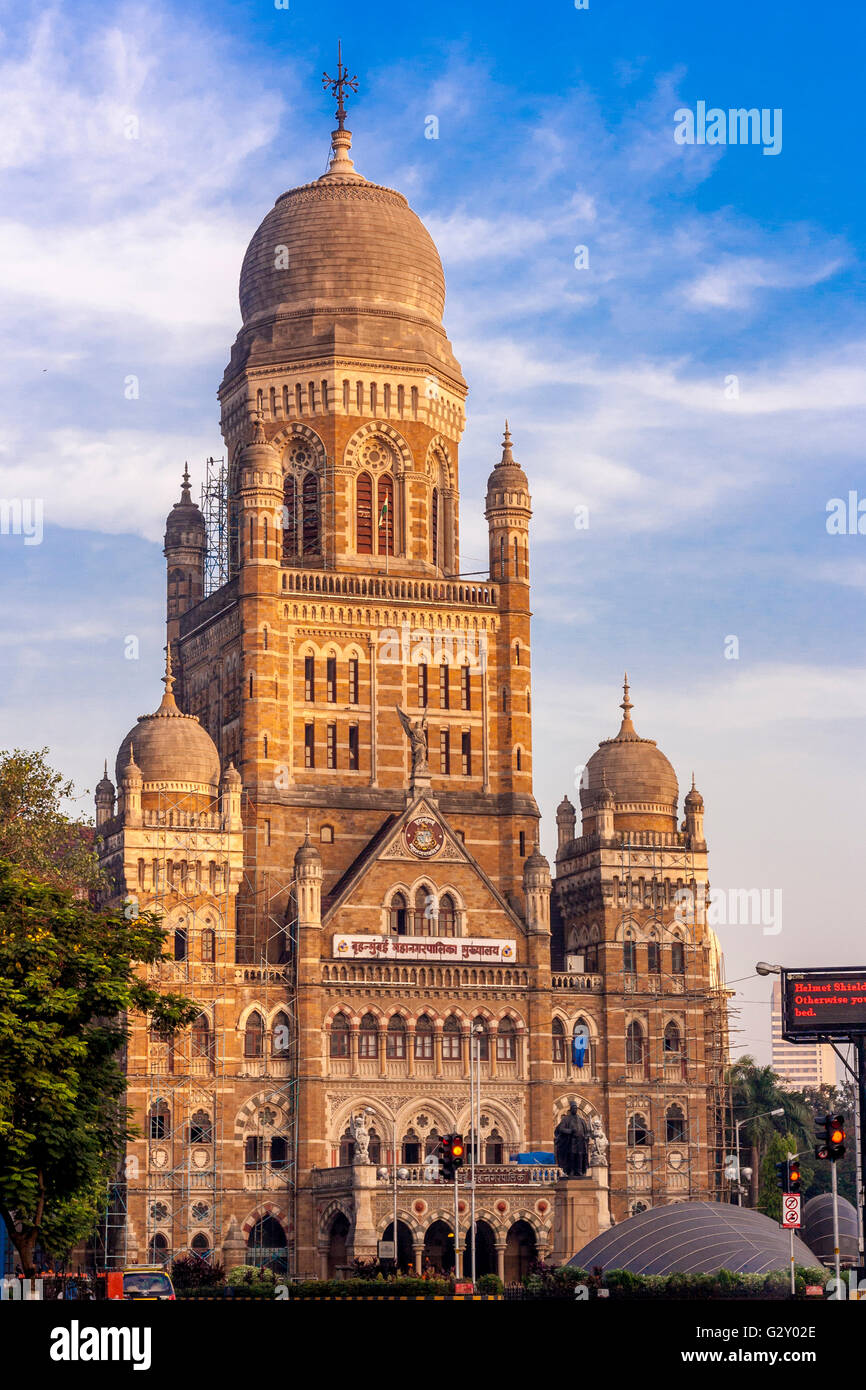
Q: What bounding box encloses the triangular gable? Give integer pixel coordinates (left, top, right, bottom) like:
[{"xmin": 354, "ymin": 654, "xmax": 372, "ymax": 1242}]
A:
[{"xmin": 321, "ymin": 792, "xmax": 526, "ymax": 933}]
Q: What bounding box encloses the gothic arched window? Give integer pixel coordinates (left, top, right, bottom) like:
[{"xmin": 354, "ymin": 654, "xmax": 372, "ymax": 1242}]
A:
[
  {"xmin": 663, "ymin": 1021, "xmax": 682, "ymax": 1053},
  {"xmin": 272, "ymin": 1010, "xmax": 290, "ymax": 1056},
  {"xmin": 496, "ymin": 1017, "xmax": 516, "ymax": 1061},
  {"xmin": 386, "ymin": 1015, "xmax": 406, "ymax": 1058},
  {"xmin": 389, "ymin": 892, "xmax": 408, "ymax": 935},
  {"xmin": 244, "ymin": 1010, "xmax": 265, "ymax": 1059},
  {"xmin": 628, "ymin": 1113, "xmax": 650, "ymax": 1146},
  {"xmin": 552, "ymin": 1017, "xmax": 565, "ymax": 1063},
  {"xmin": 442, "ymin": 1015, "xmax": 462, "ymax": 1061},
  {"xmin": 472, "ymin": 1017, "xmax": 489, "ymax": 1061},
  {"xmin": 191, "ymin": 1013, "xmax": 212, "ymax": 1060},
  {"xmin": 432, "ymin": 485, "xmax": 439, "ymax": 566},
  {"xmin": 190, "ymin": 1109, "xmax": 212, "ymax": 1144},
  {"xmin": 330, "ymin": 1012, "xmax": 350, "ymax": 1058},
  {"xmin": 666, "ymin": 1104, "xmax": 687, "ymax": 1143},
  {"xmin": 377, "ymin": 473, "xmax": 394, "ymax": 556},
  {"xmin": 302, "ymin": 473, "xmax": 319, "ymax": 555},
  {"xmin": 283, "ymin": 474, "xmax": 297, "ymax": 558},
  {"xmin": 358, "ymin": 1012, "xmax": 379, "ymax": 1059},
  {"xmin": 439, "ymin": 893, "xmax": 456, "ymax": 937},
  {"xmin": 149, "ymin": 1100, "xmax": 169, "ymax": 1140},
  {"xmin": 357, "ymin": 472, "xmax": 373, "ymax": 554},
  {"xmin": 626, "ymin": 1020, "xmax": 645, "ymax": 1069},
  {"xmin": 414, "ymin": 1014, "xmax": 434, "ymax": 1060}
]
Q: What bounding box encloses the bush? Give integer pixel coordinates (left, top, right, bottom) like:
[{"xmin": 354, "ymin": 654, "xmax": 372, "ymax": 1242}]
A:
[
  {"xmin": 477, "ymin": 1273, "xmax": 503, "ymax": 1294},
  {"xmin": 170, "ymin": 1255, "xmax": 225, "ymax": 1290}
]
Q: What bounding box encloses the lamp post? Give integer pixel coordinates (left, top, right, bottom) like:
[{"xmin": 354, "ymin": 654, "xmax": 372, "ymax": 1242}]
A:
[
  {"xmin": 734, "ymin": 1108, "xmax": 784, "ymax": 1206},
  {"xmin": 468, "ymin": 1023, "xmax": 484, "ymax": 1284}
]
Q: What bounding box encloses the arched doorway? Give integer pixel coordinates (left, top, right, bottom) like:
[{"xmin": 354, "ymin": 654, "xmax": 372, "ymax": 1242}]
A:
[
  {"xmin": 423, "ymin": 1219, "xmax": 454, "ymax": 1274},
  {"xmin": 464, "ymin": 1218, "xmax": 497, "ymax": 1277},
  {"xmin": 504, "ymin": 1220, "xmax": 537, "ymax": 1282},
  {"xmin": 246, "ymin": 1215, "xmax": 288, "ymax": 1274},
  {"xmin": 326, "ymin": 1212, "xmax": 350, "ymax": 1278},
  {"xmin": 381, "ymin": 1219, "xmax": 413, "ymax": 1273}
]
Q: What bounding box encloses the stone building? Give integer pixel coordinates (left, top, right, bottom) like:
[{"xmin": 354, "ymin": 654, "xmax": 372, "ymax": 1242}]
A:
[{"xmin": 94, "ymin": 98, "xmax": 730, "ymax": 1280}]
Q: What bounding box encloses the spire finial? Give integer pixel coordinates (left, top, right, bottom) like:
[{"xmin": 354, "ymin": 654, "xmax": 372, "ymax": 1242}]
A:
[
  {"xmin": 500, "ymin": 421, "xmax": 515, "ymax": 466},
  {"xmin": 322, "ymin": 39, "xmax": 358, "ymax": 131},
  {"xmin": 103, "ymin": 758, "xmax": 108, "ymax": 778},
  {"xmin": 691, "ymin": 770, "xmax": 696, "ymax": 790},
  {"xmin": 159, "ymin": 643, "xmax": 179, "ymax": 712},
  {"xmin": 617, "ymin": 672, "xmax": 636, "ymax": 737},
  {"xmin": 180, "ymin": 462, "xmax": 191, "ymax": 502},
  {"xmin": 305, "ymin": 815, "xmax": 311, "ymax": 839}
]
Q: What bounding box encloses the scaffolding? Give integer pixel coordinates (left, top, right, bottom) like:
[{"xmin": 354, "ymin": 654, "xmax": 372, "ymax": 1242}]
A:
[
  {"xmin": 614, "ymin": 835, "xmax": 732, "ymax": 1214},
  {"xmin": 102, "ymin": 785, "xmax": 300, "ymax": 1275},
  {"xmin": 201, "ymin": 455, "xmax": 228, "ymax": 597}
]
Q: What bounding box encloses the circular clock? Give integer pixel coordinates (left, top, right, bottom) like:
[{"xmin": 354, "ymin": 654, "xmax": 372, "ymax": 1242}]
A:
[{"xmin": 404, "ymin": 816, "xmax": 444, "ymax": 859}]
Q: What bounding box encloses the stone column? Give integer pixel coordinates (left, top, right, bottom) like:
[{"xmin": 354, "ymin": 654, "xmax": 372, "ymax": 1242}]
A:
[
  {"xmin": 413, "ymin": 1242, "xmax": 424, "ymax": 1275},
  {"xmin": 349, "ymin": 1163, "xmax": 379, "ymax": 1263},
  {"xmin": 495, "ymin": 1241, "xmax": 506, "ymax": 1282}
]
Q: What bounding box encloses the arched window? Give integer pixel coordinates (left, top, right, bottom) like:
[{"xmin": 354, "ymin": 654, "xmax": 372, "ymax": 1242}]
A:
[
  {"xmin": 367, "ymin": 1128, "xmax": 382, "ymax": 1165},
  {"xmin": 414, "ymin": 883, "xmax": 433, "ymax": 935},
  {"xmin": 357, "ymin": 472, "xmax": 373, "ymax": 554},
  {"xmin": 671, "ymin": 940, "xmax": 685, "ymax": 974},
  {"xmin": 148, "ymin": 1233, "xmax": 169, "ymax": 1266},
  {"xmin": 244, "ymin": 1010, "xmax": 265, "ymax": 1059},
  {"xmin": 414, "ymin": 1014, "xmax": 434, "ymax": 1060},
  {"xmin": 244, "ymin": 1135, "xmax": 262, "ymax": 1170},
  {"xmin": 390, "ymin": 892, "xmax": 408, "ymax": 935},
  {"xmin": 626, "ymin": 1020, "xmax": 645, "ymax": 1069},
  {"xmin": 425, "ymin": 1127, "xmax": 441, "ymax": 1158},
  {"xmin": 516, "ymin": 747, "xmax": 522, "ymax": 771},
  {"xmin": 330, "ymin": 1012, "xmax": 350, "ymax": 1058},
  {"xmin": 628, "ymin": 1112, "xmax": 650, "ymax": 1146},
  {"xmin": 572, "ymin": 1019, "xmax": 591, "ymax": 1071},
  {"xmin": 442, "ymin": 1015, "xmax": 462, "ymax": 1061},
  {"xmin": 439, "ymin": 893, "xmax": 456, "ymax": 937},
  {"xmin": 190, "ymin": 1109, "xmax": 212, "ymax": 1144},
  {"xmin": 666, "ymin": 1104, "xmax": 687, "ymax": 1143},
  {"xmin": 358, "ymin": 1012, "xmax": 379, "ymax": 1058},
  {"xmin": 191, "ymin": 1013, "xmax": 211, "ymax": 1060},
  {"xmin": 283, "ymin": 474, "xmax": 297, "ymax": 558},
  {"xmin": 149, "ymin": 1100, "xmax": 169, "ymax": 1140},
  {"xmin": 302, "ymin": 473, "xmax": 319, "ymax": 554},
  {"xmin": 402, "ymin": 1128, "xmax": 421, "ymax": 1164},
  {"xmin": 499, "ymin": 535, "xmax": 505, "ymax": 578},
  {"xmin": 485, "ymin": 1127, "xmax": 504, "ymax": 1164},
  {"xmin": 377, "ymin": 473, "xmax": 394, "ymax": 555},
  {"xmin": 648, "ymin": 940, "xmax": 661, "ymax": 973},
  {"xmin": 472, "ymin": 1018, "xmax": 489, "ymax": 1061},
  {"xmin": 174, "ymin": 926, "xmax": 187, "ymax": 961},
  {"xmin": 339, "ymin": 1126, "xmax": 355, "ymax": 1166},
  {"xmin": 663, "ymin": 1021, "xmax": 682, "ymax": 1054},
  {"xmin": 201, "ymin": 928, "xmax": 215, "ymax": 963},
  {"xmin": 431, "ymin": 486, "xmax": 440, "ymax": 566},
  {"xmin": 386, "ymin": 1015, "xmax": 406, "ymax": 1058},
  {"xmin": 272, "ymin": 1010, "xmax": 290, "ymax": 1057},
  {"xmin": 552, "ymin": 1017, "xmax": 565, "ymax": 1062},
  {"xmin": 496, "ymin": 1017, "xmax": 516, "ymax": 1061}
]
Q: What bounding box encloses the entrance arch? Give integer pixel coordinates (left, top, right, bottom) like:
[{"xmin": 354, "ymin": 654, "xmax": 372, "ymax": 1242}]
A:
[
  {"xmin": 504, "ymin": 1219, "xmax": 537, "ymax": 1282},
  {"xmin": 246, "ymin": 1215, "xmax": 288, "ymax": 1274},
  {"xmin": 381, "ymin": 1219, "xmax": 414, "ymax": 1273},
  {"xmin": 423, "ymin": 1219, "xmax": 454, "ymax": 1274},
  {"xmin": 464, "ymin": 1218, "xmax": 497, "ymax": 1277},
  {"xmin": 326, "ymin": 1212, "xmax": 350, "ymax": 1278}
]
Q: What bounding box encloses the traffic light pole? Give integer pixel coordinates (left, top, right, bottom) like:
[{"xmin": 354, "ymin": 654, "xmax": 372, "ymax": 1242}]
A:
[
  {"xmin": 832, "ymin": 1159, "xmax": 841, "ymax": 1293},
  {"xmin": 453, "ymin": 1171, "xmax": 462, "ymax": 1279}
]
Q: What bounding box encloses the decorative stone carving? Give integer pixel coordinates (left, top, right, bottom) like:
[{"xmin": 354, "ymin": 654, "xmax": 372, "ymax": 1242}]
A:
[{"xmin": 589, "ymin": 1115, "xmax": 609, "ymax": 1168}]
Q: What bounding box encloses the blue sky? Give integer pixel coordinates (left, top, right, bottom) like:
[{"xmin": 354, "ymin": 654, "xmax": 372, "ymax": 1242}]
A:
[{"xmin": 1, "ymin": 0, "xmax": 865, "ymax": 1066}]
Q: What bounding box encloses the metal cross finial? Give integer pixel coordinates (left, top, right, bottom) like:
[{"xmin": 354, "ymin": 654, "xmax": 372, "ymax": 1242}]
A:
[{"xmin": 322, "ymin": 40, "xmax": 358, "ymax": 130}]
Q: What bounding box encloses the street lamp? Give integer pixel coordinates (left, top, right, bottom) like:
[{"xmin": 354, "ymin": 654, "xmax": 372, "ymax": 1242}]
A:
[
  {"xmin": 734, "ymin": 1108, "xmax": 784, "ymax": 1205},
  {"xmin": 468, "ymin": 1023, "xmax": 484, "ymax": 1284},
  {"xmin": 755, "ymin": 962, "xmax": 781, "ymax": 976}
]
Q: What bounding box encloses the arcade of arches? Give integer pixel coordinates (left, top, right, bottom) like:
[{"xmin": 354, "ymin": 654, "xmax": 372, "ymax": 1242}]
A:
[{"xmin": 323, "ymin": 1211, "xmax": 538, "ymax": 1282}]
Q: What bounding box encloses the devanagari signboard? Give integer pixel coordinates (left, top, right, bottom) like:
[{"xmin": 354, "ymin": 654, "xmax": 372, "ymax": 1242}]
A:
[{"xmin": 332, "ymin": 935, "xmax": 517, "ymax": 963}]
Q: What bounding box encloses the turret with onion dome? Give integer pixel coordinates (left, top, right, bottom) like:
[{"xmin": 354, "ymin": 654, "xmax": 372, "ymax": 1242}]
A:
[
  {"xmin": 95, "ymin": 761, "xmax": 115, "ymax": 827},
  {"xmin": 579, "ymin": 676, "xmax": 680, "ymax": 835},
  {"xmin": 164, "ymin": 465, "xmax": 206, "ymax": 654},
  {"xmin": 115, "ymin": 647, "xmax": 222, "ymax": 811},
  {"xmin": 485, "ymin": 423, "xmax": 532, "ymax": 584}
]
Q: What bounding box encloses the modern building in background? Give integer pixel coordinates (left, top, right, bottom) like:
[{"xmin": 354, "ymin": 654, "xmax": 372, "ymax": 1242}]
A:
[
  {"xmin": 771, "ymin": 981, "xmax": 836, "ymax": 1090},
  {"xmin": 90, "ymin": 85, "xmax": 732, "ymax": 1278}
]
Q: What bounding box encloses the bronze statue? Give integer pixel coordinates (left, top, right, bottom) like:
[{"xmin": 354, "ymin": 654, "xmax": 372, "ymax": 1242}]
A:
[
  {"xmin": 554, "ymin": 1100, "xmax": 589, "ymax": 1178},
  {"xmin": 396, "ymin": 704, "xmax": 429, "ymax": 778}
]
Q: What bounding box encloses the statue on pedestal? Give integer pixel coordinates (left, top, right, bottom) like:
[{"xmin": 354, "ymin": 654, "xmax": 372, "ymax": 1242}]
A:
[
  {"xmin": 589, "ymin": 1114, "xmax": 609, "ymax": 1167},
  {"xmin": 349, "ymin": 1113, "xmax": 370, "ymax": 1165},
  {"xmin": 396, "ymin": 704, "xmax": 429, "ymax": 779},
  {"xmin": 554, "ymin": 1100, "xmax": 589, "ymax": 1178}
]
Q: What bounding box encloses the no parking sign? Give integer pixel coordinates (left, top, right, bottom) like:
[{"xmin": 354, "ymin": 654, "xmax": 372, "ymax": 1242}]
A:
[{"xmin": 781, "ymin": 1193, "xmax": 802, "ymax": 1228}]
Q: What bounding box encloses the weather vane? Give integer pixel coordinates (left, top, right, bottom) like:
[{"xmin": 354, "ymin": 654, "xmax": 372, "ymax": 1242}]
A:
[{"xmin": 322, "ymin": 40, "xmax": 358, "ymax": 131}]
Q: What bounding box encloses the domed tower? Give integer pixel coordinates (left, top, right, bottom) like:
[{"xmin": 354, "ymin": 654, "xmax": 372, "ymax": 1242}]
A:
[
  {"xmin": 95, "ymin": 761, "xmax": 115, "ymax": 828},
  {"xmin": 164, "ymin": 465, "xmax": 206, "ymax": 657},
  {"xmin": 552, "ymin": 675, "xmax": 725, "ymax": 1222}
]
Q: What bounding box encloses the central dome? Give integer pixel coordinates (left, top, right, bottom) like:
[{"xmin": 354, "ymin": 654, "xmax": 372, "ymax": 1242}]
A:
[
  {"xmin": 580, "ymin": 677, "xmax": 679, "ymax": 828},
  {"xmin": 226, "ymin": 125, "xmax": 463, "ymax": 388}
]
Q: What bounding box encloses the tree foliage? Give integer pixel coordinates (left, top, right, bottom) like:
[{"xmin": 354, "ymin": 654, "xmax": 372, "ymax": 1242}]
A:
[
  {"xmin": 0, "ymin": 748, "xmax": 102, "ymax": 893},
  {"xmin": 0, "ymin": 859, "xmax": 197, "ymax": 1274},
  {"xmin": 728, "ymin": 1056, "xmax": 812, "ymax": 1205}
]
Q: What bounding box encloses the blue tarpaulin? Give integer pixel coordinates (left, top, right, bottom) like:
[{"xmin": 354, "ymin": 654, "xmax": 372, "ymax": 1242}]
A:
[{"xmin": 509, "ymin": 1151, "xmax": 556, "ymax": 1164}]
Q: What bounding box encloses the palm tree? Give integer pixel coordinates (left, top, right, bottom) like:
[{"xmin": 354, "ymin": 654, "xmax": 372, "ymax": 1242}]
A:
[{"xmin": 728, "ymin": 1056, "xmax": 812, "ymax": 1206}]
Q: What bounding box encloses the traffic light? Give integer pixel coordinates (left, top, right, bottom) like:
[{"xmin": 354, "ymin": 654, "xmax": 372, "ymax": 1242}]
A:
[
  {"xmin": 440, "ymin": 1133, "xmax": 465, "ymax": 1181},
  {"xmin": 815, "ymin": 1113, "xmax": 846, "ymax": 1162},
  {"xmin": 775, "ymin": 1157, "xmax": 802, "ymax": 1192}
]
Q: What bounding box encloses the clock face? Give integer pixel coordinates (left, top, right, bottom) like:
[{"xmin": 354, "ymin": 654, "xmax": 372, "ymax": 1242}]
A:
[{"xmin": 404, "ymin": 816, "xmax": 444, "ymax": 859}]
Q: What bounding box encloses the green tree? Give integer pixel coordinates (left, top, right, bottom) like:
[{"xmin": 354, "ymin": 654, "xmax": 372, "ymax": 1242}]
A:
[
  {"xmin": 0, "ymin": 748, "xmax": 102, "ymax": 893},
  {"xmin": 0, "ymin": 860, "xmax": 197, "ymax": 1275},
  {"xmin": 799, "ymin": 1082, "xmax": 857, "ymax": 1206},
  {"xmin": 757, "ymin": 1131, "xmax": 800, "ymax": 1222},
  {"xmin": 728, "ymin": 1056, "xmax": 812, "ymax": 1207}
]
